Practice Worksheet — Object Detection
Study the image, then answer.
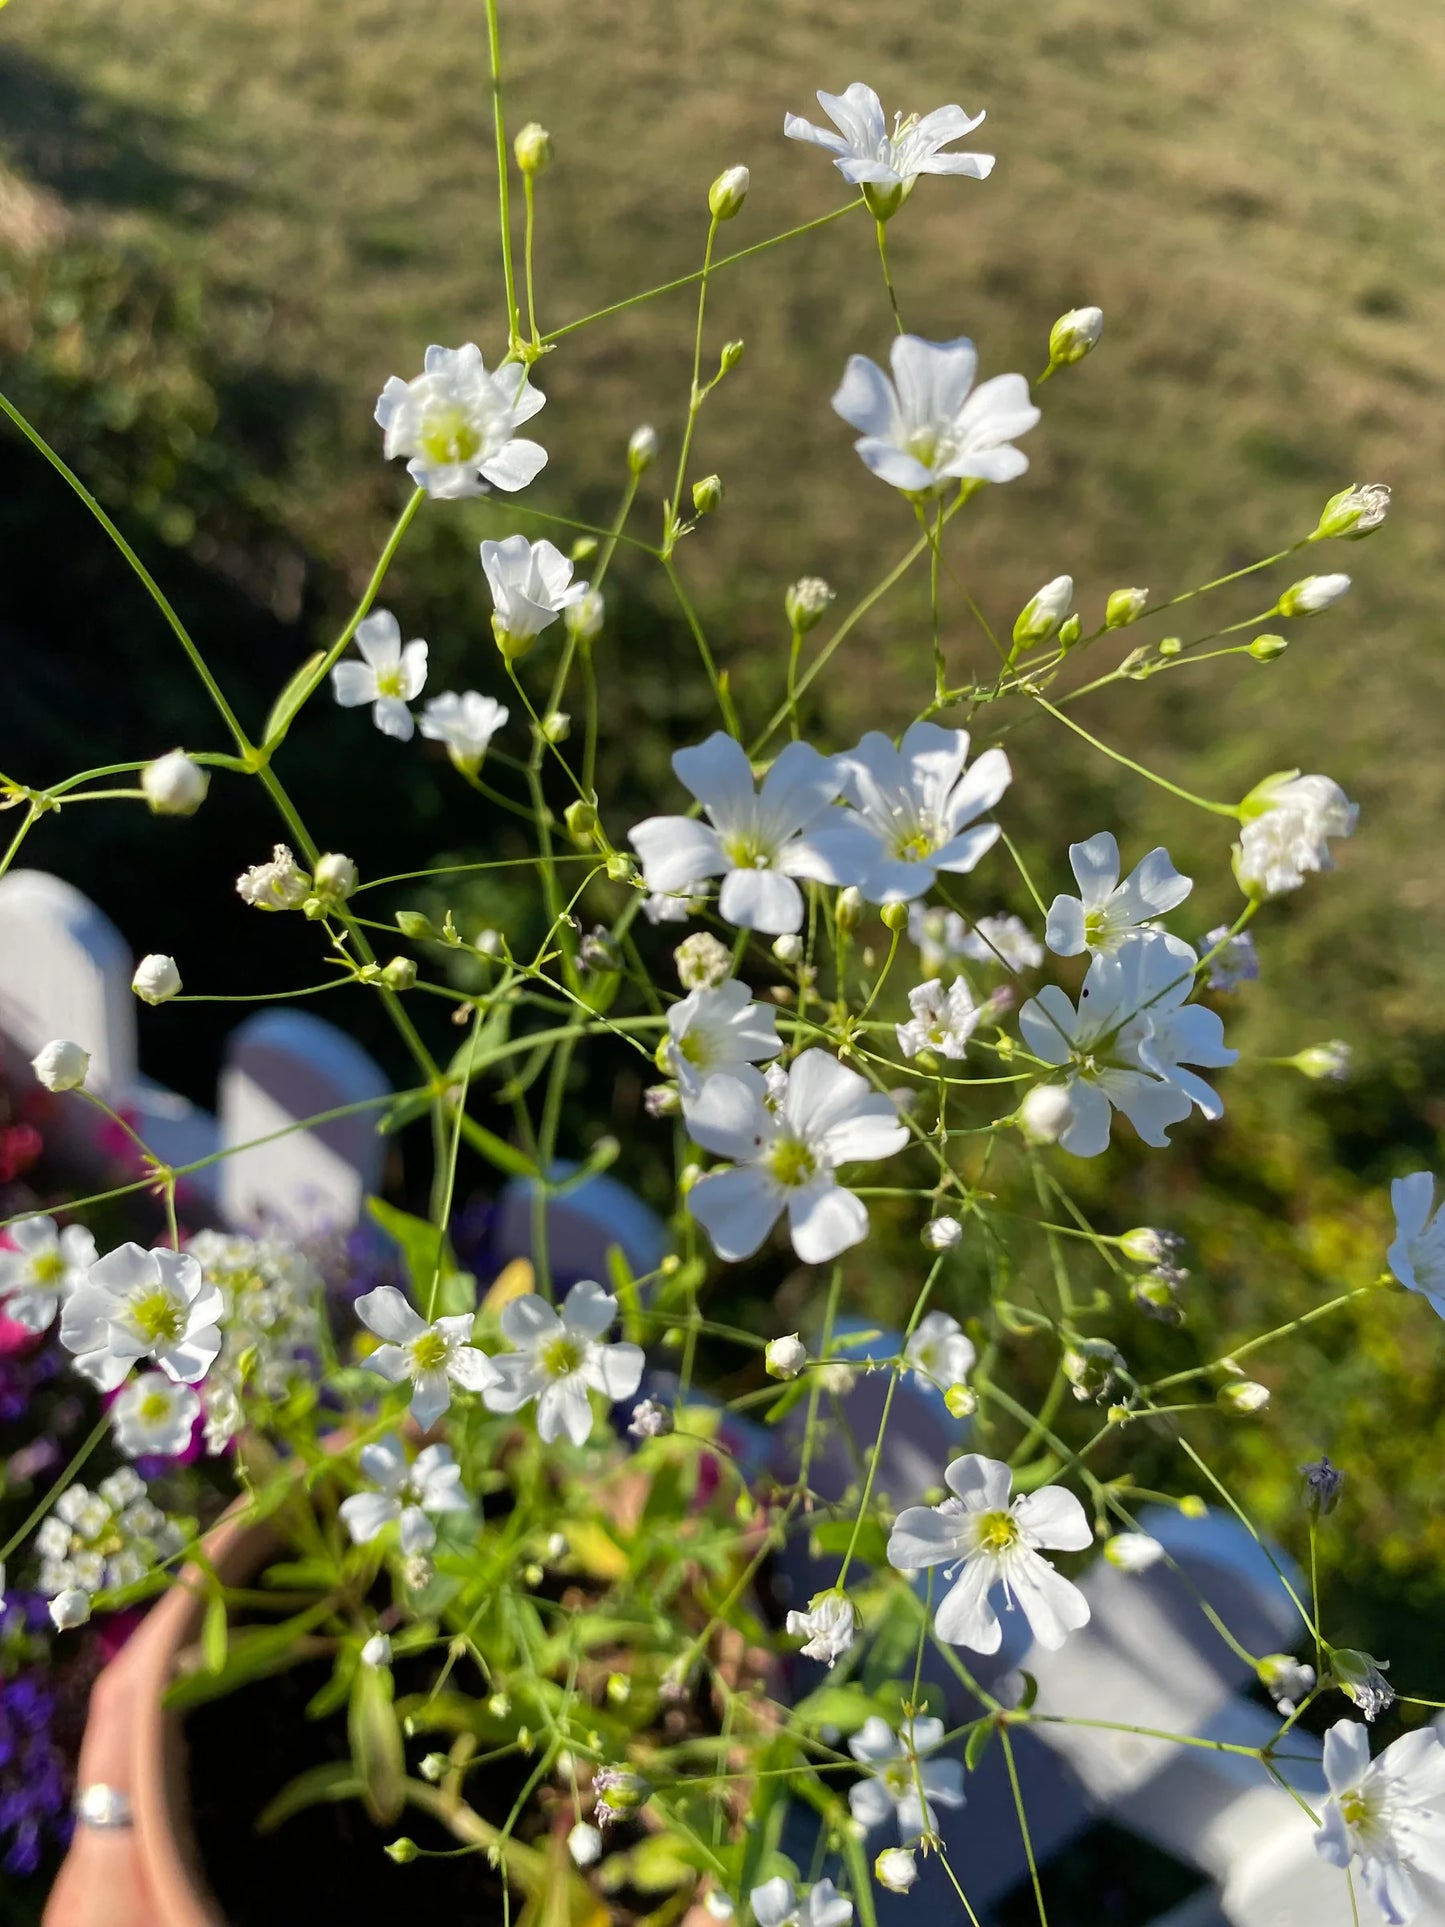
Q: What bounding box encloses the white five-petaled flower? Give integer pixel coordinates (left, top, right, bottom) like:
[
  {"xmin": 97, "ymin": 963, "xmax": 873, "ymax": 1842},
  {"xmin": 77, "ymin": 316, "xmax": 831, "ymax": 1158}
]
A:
[
  {"xmin": 1045, "ymin": 833, "xmax": 1192, "ymax": 958},
  {"xmin": 480, "ymin": 535, "xmax": 591, "ymax": 659},
  {"xmin": 338, "ymin": 1434, "xmax": 470, "ymax": 1554},
  {"xmin": 686, "ymin": 1050, "xmax": 908, "ymax": 1264},
  {"xmin": 663, "ymin": 978, "xmax": 782, "ymax": 1105},
  {"xmin": 1314, "ymin": 1720, "xmax": 1445, "ymax": 1925},
  {"xmin": 482, "ymin": 1280, "xmax": 644, "ymax": 1447},
  {"xmin": 0, "ymin": 1217, "xmax": 97, "ymax": 1332},
  {"xmin": 784, "ymin": 1590, "xmax": 858, "ymax": 1668},
  {"xmin": 61, "ymin": 1244, "xmax": 224, "ymax": 1392},
  {"xmin": 962, "ymin": 913, "xmax": 1044, "ymax": 971},
  {"xmin": 783, "ymin": 82, "xmax": 993, "ymax": 218},
  {"xmin": 1388, "ymin": 1173, "xmax": 1445, "ymax": 1321},
  {"xmin": 419, "ymin": 691, "xmax": 509, "ymax": 774},
  {"xmin": 1235, "ymin": 771, "xmax": 1359, "ymax": 898},
  {"xmin": 832, "ymin": 335, "xmax": 1039, "ymax": 496},
  {"xmin": 331, "ymin": 611, "xmax": 429, "ymax": 742},
  {"xmin": 888, "ymin": 1453, "xmax": 1092, "ymax": 1654},
  {"xmin": 354, "ymin": 1285, "xmax": 499, "ymax": 1430},
  {"xmin": 1018, "ymin": 932, "xmax": 1236, "ymax": 1157},
  {"xmin": 629, "ymin": 733, "xmax": 853, "ymax": 936},
  {"xmin": 847, "ymin": 1715, "xmax": 966, "ymax": 1838},
  {"xmin": 375, "ymin": 343, "xmax": 547, "ymax": 498},
  {"xmin": 904, "ymin": 1311, "xmax": 976, "ymax": 1391},
  {"xmin": 830, "ymin": 722, "xmax": 1012, "ymax": 903},
  {"xmin": 749, "ymin": 1875, "xmax": 854, "ymax": 1927},
  {"xmin": 896, "ymin": 978, "xmax": 982, "ymax": 1060},
  {"xmin": 110, "ymin": 1372, "xmax": 201, "ymax": 1459}
]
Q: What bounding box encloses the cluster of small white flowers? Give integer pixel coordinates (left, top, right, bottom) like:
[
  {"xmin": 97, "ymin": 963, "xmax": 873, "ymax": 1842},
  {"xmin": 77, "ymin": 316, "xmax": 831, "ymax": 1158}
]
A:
[
  {"xmin": 36, "ymin": 1469, "xmax": 184, "ymax": 1602},
  {"xmin": 185, "ymin": 1231, "xmax": 327, "ymax": 1451}
]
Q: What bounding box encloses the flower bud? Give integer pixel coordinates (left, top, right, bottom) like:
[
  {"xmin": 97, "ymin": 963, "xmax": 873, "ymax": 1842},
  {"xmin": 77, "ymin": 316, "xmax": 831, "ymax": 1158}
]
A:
[
  {"xmin": 1302, "ymin": 1455, "xmax": 1344, "ymax": 1517},
  {"xmin": 1331, "ymin": 1648, "xmax": 1394, "ymax": 1720},
  {"xmin": 708, "ymin": 165, "xmax": 750, "ymax": 221},
  {"xmin": 875, "ymin": 1847, "xmax": 919, "ymax": 1893},
  {"xmin": 541, "ymin": 710, "xmax": 571, "ymax": 743},
  {"xmin": 1119, "ymin": 1227, "xmax": 1182, "ymax": 1266},
  {"xmin": 1019, "ymin": 1082, "xmax": 1073, "ymax": 1144},
  {"xmin": 836, "ymin": 885, "xmax": 864, "ymax": 932},
  {"xmin": 564, "ymin": 589, "xmax": 605, "ymax": 646},
  {"xmin": 1048, "ymin": 305, "xmax": 1103, "ymax": 366},
  {"xmin": 419, "ymin": 1753, "xmax": 448, "ymax": 1784},
  {"xmin": 475, "ymin": 928, "xmax": 505, "ymax": 959},
  {"xmin": 48, "ymin": 1587, "xmax": 91, "ymax": 1631},
  {"xmin": 381, "ymin": 956, "xmax": 418, "ymax": 993},
  {"xmin": 880, "ymin": 900, "xmax": 910, "ymax": 933},
  {"xmin": 944, "ymin": 1382, "xmax": 977, "ymax": 1419},
  {"xmin": 395, "ymin": 910, "xmax": 435, "ymax": 940},
  {"xmin": 1257, "ymin": 1653, "xmax": 1316, "ymax": 1712},
  {"xmin": 384, "ymin": 1837, "xmax": 418, "ymax": 1864},
  {"xmin": 571, "ymin": 536, "xmax": 599, "ymax": 564},
  {"xmin": 628, "ymin": 1397, "xmax": 674, "ymax": 1439},
  {"xmin": 132, "ymin": 953, "xmax": 182, "ymax": 1006},
  {"xmin": 692, "ymin": 473, "xmax": 724, "ymax": 517},
  {"xmin": 1292, "ymin": 1040, "xmax": 1350, "ymax": 1082},
  {"xmin": 771, "ymin": 932, "xmax": 803, "ymax": 964},
  {"xmin": 1248, "ymin": 634, "xmax": 1289, "ymax": 662},
  {"xmin": 922, "ymin": 1215, "xmax": 963, "ymax": 1252},
  {"xmin": 1056, "ymin": 613, "xmax": 1082, "ymax": 649},
  {"xmin": 1277, "ymin": 573, "xmax": 1351, "ymax": 617},
  {"xmin": 785, "ymin": 576, "xmax": 834, "ymax": 632},
  {"xmin": 141, "ymin": 749, "xmax": 209, "ymax": 816},
  {"xmin": 361, "ymin": 1633, "xmax": 392, "ymax": 1668},
  {"xmin": 1105, "ymin": 586, "xmax": 1149, "ymax": 628},
  {"xmin": 1063, "ymin": 1337, "xmax": 1124, "ymax": 1403},
  {"xmin": 513, "ymin": 121, "xmax": 553, "ymax": 175},
  {"xmin": 314, "ymin": 852, "xmax": 359, "ymax": 902},
  {"xmin": 568, "ymin": 1822, "xmax": 603, "ymax": 1868},
  {"xmin": 605, "ymin": 853, "xmax": 635, "ymax": 883},
  {"xmin": 1313, "ymin": 482, "xmax": 1391, "ymax": 541},
  {"xmin": 1218, "ymin": 1378, "xmax": 1270, "ymax": 1414},
  {"xmin": 675, "ymin": 932, "xmax": 731, "ymax": 990},
  {"xmin": 564, "ymin": 799, "xmax": 600, "ymax": 843},
  {"xmin": 1104, "ymin": 1531, "xmax": 1165, "ymax": 1573},
  {"xmin": 593, "ymin": 1766, "xmax": 649, "ymax": 1824},
  {"xmin": 765, "ymin": 1333, "xmax": 807, "ymax": 1380},
  {"xmin": 1012, "ymin": 574, "xmax": 1074, "ymax": 649},
  {"xmin": 628, "ymin": 424, "xmax": 659, "ymax": 473},
  {"xmin": 719, "ymin": 339, "xmax": 745, "ymax": 374},
  {"xmin": 31, "ymin": 1040, "xmax": 89, "ymax": 1093}
]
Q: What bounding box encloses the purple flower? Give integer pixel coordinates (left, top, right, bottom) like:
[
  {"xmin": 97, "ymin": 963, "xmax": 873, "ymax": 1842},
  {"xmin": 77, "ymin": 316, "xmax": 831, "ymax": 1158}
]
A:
[{"xmin": 0, "ymin": 1670, "xmax": 71, "ymax": 1872}]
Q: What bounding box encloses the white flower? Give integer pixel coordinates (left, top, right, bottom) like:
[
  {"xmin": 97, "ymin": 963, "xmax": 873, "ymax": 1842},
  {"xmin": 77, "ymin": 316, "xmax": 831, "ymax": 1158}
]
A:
[
  {"xmin": 111, "ymin": 1372, "xmax": 200, "ymax": 1458},
  {"xmin": 31, "ymin": 1039, "xmax": 89, "ymax": 1093},
  {"xmin": 832, "ymin": 335, "xmax": 1038, "ymax": 495},
  {"xmin": 765, "ymin": 1333, "xmax": 808, "ymax": 1380},
  {"xmin": 339, "ymin": 1435, "xmax": 469, "ymax": 1554},
  {"xmin": 960, "ymin": 914, "xmax": 1043, "ymax": 971},
  {"xmin": 675, "ymin": 931, "xmax": 733, "ymax": 990},
  {"xmin": 786, "ymin": 577, "xmax": 834, "ymax": 630},
  {"xmin": 141, "ymin": 750, "xmax": 209, "ymax": 816},
  {"xmin": 1279, "ymin": 572, "xmax": 1351, "ymax": 616},
  {"xmin": 49, "ymin": 1588, "xmax": 91, "ymax": 1632},
  {"xmin": 482, "ymin": 1280, "xmax": 643, "ymax": 1447},
  {"xmin": 1334, "ymin": 1650, "xmax": 1397, "ymax": 1722},
  {"xmin": 1048, "ymin": 307, "xmax": 1104, "ymax": 366},
  {"xmin": 375, "ymin": 343, "xmax": 547, "ymax": 498},
  {"xmin": 829, "ymin": 722, "xmax": 1012, "ymax": 903},
  {"xmin": 847, "ymin": 1715, "xmax": 965, "ymax": 1837},
  {"xmin": 874, "ymin": 1848, "xmax": 918, "ymax": 1894},
  {"xmin": 236, "ymin": 842, "xmax": 310, "ymax": 910},
  {"xmin": 1314, "ymin": 1720, "xmax": 1445, "ymax": 1925},
  {"xmin": 1013, "ymin": 574, "xmax": 1074, "ymax": 648},
  {"xmin": 904, "ymin": 1311, "xmax": 975, "ymax": 1390},
  {"xmin": 887, "ymin": 1453, "xmax": 1092, "ymax": 1654},
  {"xmin": 921, "ymin": 1216, "xmax": 963, "ymax": 1253},
  {"xmin": 1315, "ymin": 483, "xmax": 1391, "ymax": 540},
  {"xmin": 61, "ymin": 1244, "xmax": 223, "ymax": 1391},
  {"xmin": 361, "ymin": 1633, "xmax": 392, "ymax": 1668},
  {"xmin": 750, "ymin": 1875, "xmax": 853, "ymax": 1927},
  {"xmin": 1104, "ymin": 1531, "xmax": 1165, "ymax": 1573},
  {"xmin": 1388, "ymin": 1173, "xmax": 1445, "ymax": 1320},
  {"xmin": 784, "ymin": 82, "xmax": 993, "ymax": 216},
  {"xmin": 663, "ymin": 979, "xmax": 782, "ymax": 1104},
  {"xmin": 643, "ymin": 890, "xmax": 699, "ymax": 925},
  {"xmin": 1259, "ymin": 1653, "xmax": 1317, "ymax": 1714},
  {"xmin": 0, "ymin": 1217, "xmax": 97, "ymax": 1332},
  {"xmin": 1202, "ymin": 926, "xmax": 1259, "ymax": 992},
  {"xmin": 568, "ymin": 1822, "xmax": 604, "ymax": 1869},
  {"xmin": 1045, "ymin": 833, "xmax": 1192, "ymax": 958},
  {"xmin": 480, "ymin": 535, "xmax": 590, "ymax": 659},
  {"xmin": 331, "ymin": 610, "xmax": 428, "ymax": 741},
  {"xmin": 1018, "ymin": 933, "xmax": 1236, "ymax": 1157},
  {"xmin": 1235, "ymin": 771, "xmax": 1358, "ymax": 897},
  {"xmin": 419, "ymin": 691, "xmax": 509, "ymax": 775},
  {"xmin": 355, "ymin": 1289, "xmax": 497, "ymax": 1429},
  {"xmin": 686, "ymin": 1051, "xmax": 908, "ymax": 1263},
  {"xmin": 784, "ymin": 1590, "xmax": 857, "ymax": 1667},
  {"xmin": 132, "ymin": 954, "xmax": 182, "ymax": 1005},
  {"xmin": 629, "ymin": 732, "xmax": 854, "ymax": 936},
  {"xmin": 896, "ymin": 978, "xmax": 981, "ymax": 1060}
]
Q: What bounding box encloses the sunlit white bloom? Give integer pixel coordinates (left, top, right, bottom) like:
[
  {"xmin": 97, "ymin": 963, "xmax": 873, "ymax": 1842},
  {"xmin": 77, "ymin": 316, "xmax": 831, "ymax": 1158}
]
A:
[
  {"xmin": 38, "ymin": 1472, "xmax": 183, "ymax": 1599},
  {"xmin": 1018, "ymin": 933, "xmax": 1236, "ymax": 1157},
  {"xmin": 1202, "ymin": 925, "xmax": 1259, "ymax": 992},
  {"xmin": 354, "ymin": 1286, "xmax": 499, "ymax": 1430},
  {"xmin": 1388, "ymin": 1173, "xmax": 1445, "ymax": 1321},
  {"xmin": 419, "ymin": 691, "xmax": 509, "ymax": 774},
  {"xmin": 480, "ymin": 535, "xmax": 590, "ymax": 659},
  {"xmin": 0, "ymin": 1217, "xmax": 97, "ymax": 1332},
  {"xmin": 331, "ymin": 610, "xmax": 428, "ymax": 741},
  {"xmin": 1104, "ymin": 1531, "xmax": 1165, "ymax": 1574},
  {"xmin": 31, "ymin": 1040, "xmax": 89, "ymax": 1093},
  {"xmin": 833, "ymin": 335, "xmax": 1038, "ymax": 495},
  {"xmin": 1314, "ymin": 1720, "xmax": 1445, "ymax": 1924},
  {"xmin": 784, "ymin": 1590, "xmax": 858, "ymax": 1668},
  {"xmin": 1045, "ymin": 833, "xmax": 1192, "ymax": 958},
  {"xmin": 1018, "ymin": 1082, "xmax": 1075, "ymax": 1145},
  {"xmin": 1259, "ymin": 1653, "xmax": 1317, "ymax": 1715},
  {"xmin": 765, "ymin": 1333, "xmax": 808, "ymax": 1379},
  {"xmin": 829, "ymin": 722, "xmax": 1011, "ymax": 903},
  {"xmin": 687, "ymin": 1050, "xmax": 908, "ymax": 1263},
  {"xmin": 49, "ymin": 1588, "xmax": 91, "ymax": 1632},
  {"xmin": 874, "ymin": 1849, "xmax": 918, "ymax": 1894},
  {"xmin": 629, "ymin": 733, "xmax": 853, "ymax": 936},
  {"xmin": 1235, "ymin": 771, "xmax": 1358, "ymax": 898},
  {"xmin": 375, "ymin": 343, "xmax": 546, "ymax": 498},
  {"xmin": 339, "ymin": 1434, "xmax": 469, "ymax": 1554},
  {"xmin": 921, "ymin": 1216, "xmax": 963, "ymax": 1253},
  {"xmin": 141, "ymin": 749, "xmax": 209, "ymax": 816},
  {"xmin": 750, "ymin": 1874, "xmax": 854, "ymax": 1927},
  {"xmin": 236, "ymin": 842, "xmax": 310, "ymax": 911},
  {"xmin": 904, "ymin": 1311, "xmax": 976, "ymax": 1390},
  {"xmin": 888, "ymin": 1453, "xmax": 1091, "ymax": 1654},
  {"xmin": 896, "ymin": 977, "xmax": 981, "ymax": 1059},
  {"xmin": 960, "ymin": 913, "xmax": 1044, "ymax": 971},
  {"xmin": 111, "ymin": 1372, "xmax": 200, "ymax": 1458},
  {"xmin": 61, "ymin": 1244, "xmax": 223, "ymax": 1391},
  {"xmin": 663, "ymin": 979, "xmax": 781, "ymax": 1104},
  {"xmin": 784, "ymin": 82, "xmax": 993, "ymax": 218},
  {"xmin": 482, "ymin": 1280, "xmax": 643, "ymax": 1447},
  {"xmin": 132, "ymin": 954, "xmax": 182, "ymax": 1005},
  {"xmin": 847, "ymin": 1715, "xmax": 966, "ymax": 1837}
]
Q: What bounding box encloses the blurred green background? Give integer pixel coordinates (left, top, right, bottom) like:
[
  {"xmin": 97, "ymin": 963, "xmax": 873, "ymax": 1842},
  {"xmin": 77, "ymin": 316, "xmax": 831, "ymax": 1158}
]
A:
[{"xmin": 1, "ymin": 0, "xmax": 1442, "ymax": 1759}]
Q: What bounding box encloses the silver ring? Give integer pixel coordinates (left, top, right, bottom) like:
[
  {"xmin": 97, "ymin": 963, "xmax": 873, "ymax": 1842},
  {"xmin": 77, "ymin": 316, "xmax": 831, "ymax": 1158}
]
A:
[{"xmin": 74, "ymin": 1784, "xmax": 134, "ymax": 1829}]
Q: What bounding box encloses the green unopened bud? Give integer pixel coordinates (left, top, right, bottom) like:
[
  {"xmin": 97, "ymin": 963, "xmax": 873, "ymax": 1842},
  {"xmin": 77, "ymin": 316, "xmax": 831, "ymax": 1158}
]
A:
[
  {"xmin": 1178, "ymin": 1493, "xmax": 1208, "ymax": 1520},
  {"xmin": 944, "ymin": 1382, "xmax": 978, "ymax": 1419},
  {"xmin": 1218, "ymin": 1378, "xmax": 1270, "ymax": 1414},
  {"xmin": 570, "ymin": 536, "xmax": 599, "ymax": 564},
  {"xmin": 514, "ymin": 122, "xmax": 553, "ymax": 175},
  {"xmin": 1049, "ymin": 305, "xmax": 1103, "ymax": 366},
  {"xmin": 836, "ymin": 886, "xmax": 864, "ymax": 932},
  {"xmin": 565, "ymin": 589, "xmax": 605, "ymax": 645},
  {"xmin": 1012, "ymin": 575, "xmax": 1073, "ymax": 649},
  {"xmin": 395, "ymin": 910, "xmax": 435, "ymax": 940},
  {"xmin": 1056, "ymin": 614, "xmax": 1082, "ymax": 648},
  {"xmin": 1312, "ymin": 482, "xmax": 1391, "ymax": 542},
  {"xmin": 564, "ymin": 799, "xmax": 600, "ymax": 843},
  {"xmin": 880, "ymin": 900, "xmax": 910, "ymax": 933},
  {"xmin": 772, "ymin": 932, "xmax": 803, "ymax": 965},
  {"xmin": 385, "ymin": 1837, "xmax": 419, "ymax": 1865},
  {"xmin": 1106, "ymin": 586, "xmax": 1149, "ymax": 628},
  {"xmin": 1248, "ymin": 634, "xmax": 1289, "ymax": 662},
  {"xmin": 765, "ymin": 1333, "xmax": 807, "ymax": 1380},
  {"xmin": 605, "ymin": 853, "xmax": 635, "ymax": 882},
  {"xmin": 1158, "ymin": 635, "xmax": 1183, "ymax": 656},
  {"xmin": 312, "ymin": 853, "xmax": 357, "ymax": 902},
  {"xmin": 708, "ymin": 165, "xmax": 750, "ymax": 221},
  {"xmin": 628, "ymin": 424, "xmax": 659, "ymax": 474},
  {"xmin": 692, "ymin": 473, "xmax": 724, "ymax": 517},
  {"xmin": 381, "ymin": 956, "xmax": 418, "ymax": 993},
  {"xmin": 1063, "ymin": 1338, "xmax": 1124, "ymax": 1403},
  {"xmin": 419, "ymin": 1753, "xmax": 448, "ymax": 1784},
  {"xmin": 785, "ymin": 576, "xmax": 834, "ymax": 632},
  {"xmin": 719, "ymin": 338, "xmax": 745, "ymax": 374},
  {"xmin": 541, "ymin": 710, "xmax": 571, "ymax": 744},
  {"xmin": 1292, "ymin": 1040, "xmax": 1351, "ymax": 1082}
]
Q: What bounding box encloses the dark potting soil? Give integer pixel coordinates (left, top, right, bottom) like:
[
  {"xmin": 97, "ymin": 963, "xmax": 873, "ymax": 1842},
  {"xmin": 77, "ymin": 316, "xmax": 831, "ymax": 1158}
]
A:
[{"xmin": 185, "ymin": 1655, "xmax": 522, "ymax": 1925}]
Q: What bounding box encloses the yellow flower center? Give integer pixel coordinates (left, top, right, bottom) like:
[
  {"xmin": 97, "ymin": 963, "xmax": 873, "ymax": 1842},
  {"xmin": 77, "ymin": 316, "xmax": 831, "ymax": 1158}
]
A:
[
  {"xmin": 722, "ymin": 834, "xmax": 769, "ymax": 870},
  {"xmin": 1083, "ymin": 908, "xmax": 1110, "ymax": 945},
  {"xmin": 769, "ymin": 1137, "xmax": 817, "ymax": 1189},
  {"xmin": 128, "ymin": 1289, "xmax": 183, "ymax": 1346},
  {"xmin": 906, "ymin": 429, "xmax": 939, "ymax": 468},
  {"xmin": 31, "ymin": 1251, "xmax": 66, "ymax": 1286},
  {"xmin": 375, "ymin": 666, "xmax": 407, "ymax": 699},
  {"xmin": 677, "ymin": 1032, "xmax": 709, "ymax": 1068},
  {"xmin": 419, "ymin": 407, "xmax": 482, "ymax": 467},
  {"xmin": 410, "ymin": 1329, "xmax": 451, "ymax": 1372},
  {"xmin": 1338, "ymin": 1790, "xmax": 1371, "ymax": 1829},
  {"xmin": 139, "ymin": 1391, "xmax": 172, "ymax": 1424},
  {"xmin": 541, "ymin": 1335, "xmax": 584, "ymax": 1377},
  {"xmin": 976, "ymin": 1509, "xmax": 1020, "ymax": 1555}
]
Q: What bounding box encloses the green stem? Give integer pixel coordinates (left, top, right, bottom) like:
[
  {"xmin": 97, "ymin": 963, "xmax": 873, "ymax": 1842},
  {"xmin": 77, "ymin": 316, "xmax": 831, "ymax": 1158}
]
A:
[
  {"xmin": 1028, "ymin": 694, "xmax": 1241, "ymax": 819},
  {"xmin": 483, "ymin": 0, "xmax": 521, "ymax": 352}
]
